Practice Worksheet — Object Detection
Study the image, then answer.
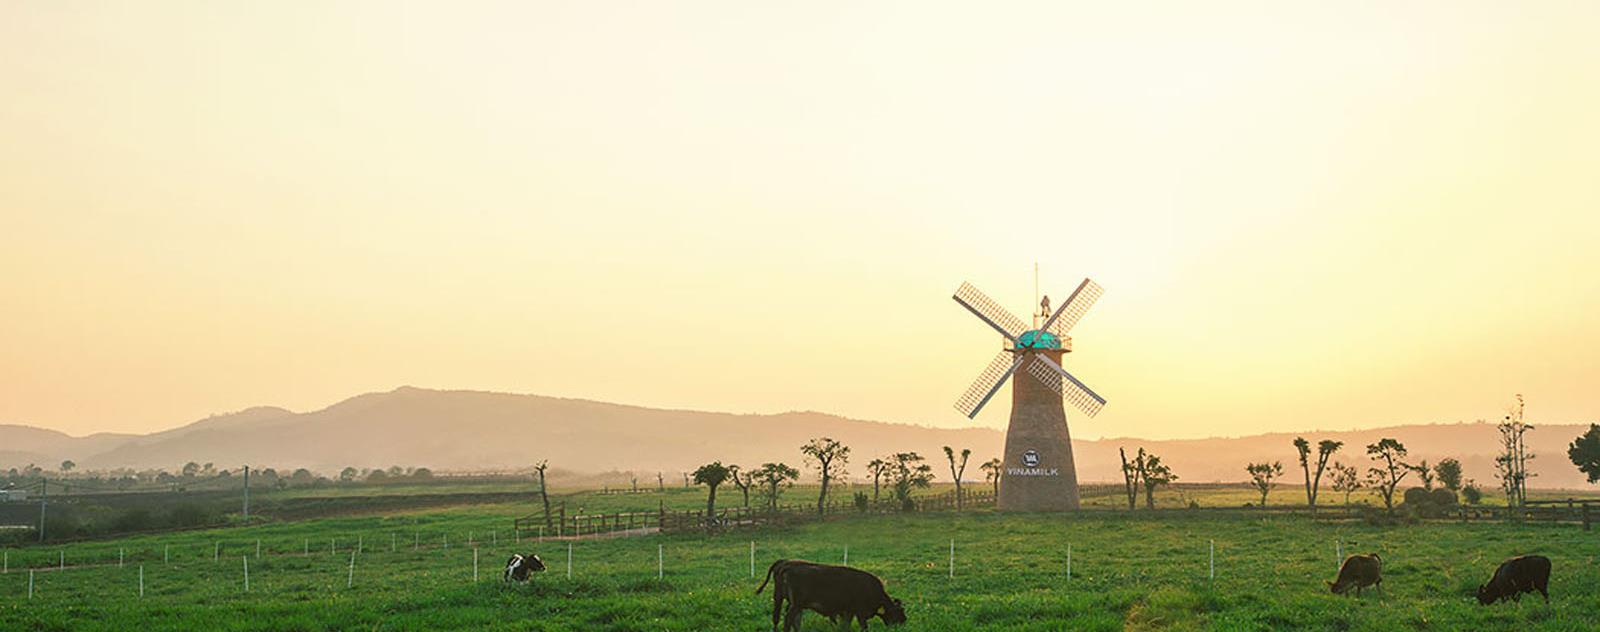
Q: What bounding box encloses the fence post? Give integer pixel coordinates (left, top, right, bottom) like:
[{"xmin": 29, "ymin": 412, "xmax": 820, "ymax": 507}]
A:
[
  {"xmin": 120, "ymin": 548, "xmax": 125, "ymax": 568},
  {"xmin": 347, "ymin": 550, "xmax": 356, "ymax": 588},
  {"xmin": 1067, "ymin": 543, "xmax": 1071, "ymax": 581},
  {"xmin": 658, "ymin": 544, "xmax": 663, "ymax": 580},
  {"xmin": 948, "ymin": 539, "xmax": 954, "ymax": 579},
  {"xmin": 139, "ymin": 564, "xmax": 144, "ymax": 597},
  {"xmin": 1208, "ymin": 540, "xmax": 1214, "ymax": 580},
  {"xmin": 214, "ymin": 542, "xmax": 219, "ymax": 562},
  {"xmin": 59, "ymin": 549, "xmax": 64, "ymax": 570},
  {"xmin": 567, "ymin": 542, "xmax": 572, "ymax": 579},
  {"xmin": 843, "ymin": 544, "xmax": 849, "ymax": 566},
  {"xmin": 29, "ymin": 569, "xmax": 34, "ymax": 599},
  {"xmin": 473, "ymin": 548, "xmax": 479, "ymax": 582},
  {"xmin": 749, "ymin": 541, "xmax": 755, "ymax": 578},
  {"xmin": 256, "ymin": 539, "xmax": 261, "ymax": 559},
  {"xmin": 242, "ymin": 556, "xmax": 249, "ymax": 593}
]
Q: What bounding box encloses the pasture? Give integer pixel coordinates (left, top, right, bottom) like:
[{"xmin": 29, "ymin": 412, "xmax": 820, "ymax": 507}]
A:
[{"xmin": 4, "ymin": 489, "xmax": 1600, "ymax": 631}]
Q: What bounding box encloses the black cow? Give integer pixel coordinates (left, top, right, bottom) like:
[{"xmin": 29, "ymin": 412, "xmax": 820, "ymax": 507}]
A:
[
  {"xmin": 1477, "ymin": 555, "xmax": 1551, "ymax": 605},
  {"xmin": 756, "ymin": 559, "xmax": 817, "ymax": 631},
  {"xmin": 777, "ymin": 562, "xmax": 905, "ymax": 631},
  {"xmin": 503, "ymin": 553, "xmax": 546, "ymax": 582},
  {"xmin": 1327, "ymin": 553, "xmax": 1382, "ymax": 597}
]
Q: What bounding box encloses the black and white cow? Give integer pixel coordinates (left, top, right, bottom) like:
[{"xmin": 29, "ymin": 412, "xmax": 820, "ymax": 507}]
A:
[{"xmin": 503, "ymin": 553, "xmax": 547, "ymax": 582}]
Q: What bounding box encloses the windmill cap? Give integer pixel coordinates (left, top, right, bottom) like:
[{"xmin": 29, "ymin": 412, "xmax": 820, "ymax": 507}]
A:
[{"xmin": 1014, "ymin": 330, "xmax": 1070, "ymax": 351}]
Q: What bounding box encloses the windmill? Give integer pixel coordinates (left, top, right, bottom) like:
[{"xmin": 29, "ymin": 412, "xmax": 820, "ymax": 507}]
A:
[{"xmin": 952, "ymin": 277, "xmax": 1105, "ymax": 511}]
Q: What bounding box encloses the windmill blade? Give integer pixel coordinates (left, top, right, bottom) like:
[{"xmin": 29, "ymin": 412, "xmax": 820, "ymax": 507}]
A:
[
  {"xmin": 1027, "ymin": 354, "xmax": 1107, "ymax": 418},
  {"xmin": 954, "ymin": 351, "xmax": 1026, "ymax": 419},
  {"xmin": 1041, "ymin": 278, "xmax": 1103, "ymax": 338},
  {"xmin": 953, "ymin": 282, "xmax": 1027, "ymax": 342}
]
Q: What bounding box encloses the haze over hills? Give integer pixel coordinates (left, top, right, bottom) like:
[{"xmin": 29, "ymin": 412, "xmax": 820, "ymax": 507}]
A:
[{"xmin": 1, "ymin": 387, "xmax": 1596, "ymax": 489}]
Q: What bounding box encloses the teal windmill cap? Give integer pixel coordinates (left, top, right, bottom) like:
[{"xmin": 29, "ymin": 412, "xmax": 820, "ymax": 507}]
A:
[{"xmin": 1016, "ymin": 330, "xmax": 1063, "ymax": 349}]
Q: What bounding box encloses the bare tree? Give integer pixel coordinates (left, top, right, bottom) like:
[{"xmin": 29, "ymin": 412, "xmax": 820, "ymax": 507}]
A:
[
  {"xmin": 801, "ymin": 437, "xmax": 850, "ymax": 516},
  {"xmin": 1496, "ymin": 395, "xmax": 1536, "ymax": 507},
  {"xmin": 1411, "ymin": 459, "xmax": 1435, "ymax": 490},
  {"xmin": 534, "ymin": 460, "xmax": 552, "ymax": 528},
  {"xmin": 1119, "ymin": 448, "xmax": 1144, "ymax": 510},
  {"xmin": 979, "ymin": 458, "xmax": 1002, "ymax": 497},
  {"xmin": 867, "ymin": 458, "xmax": 890, "ymax": 502},
  {"xmin": 1365, "ymin": 438, "xmax": 1411, "ymax": 512},
  {"xmin": 1329, "ymin": 462, "xmax": 1362, "ymax": 505},
  {"xmin": 942, "ymin": 446, "xmax": 972, "ymax": 510},
  {"xmin": 727, "ymin": 465, "xmax": 753, "ymax": 507},
  {"xmin": 1293, "ymin": 437, "xmax": 1343, "ymax": 511},
  {"xmin": 1245, "ymin": 461, "xmax": 1284, "ymax": 507}
]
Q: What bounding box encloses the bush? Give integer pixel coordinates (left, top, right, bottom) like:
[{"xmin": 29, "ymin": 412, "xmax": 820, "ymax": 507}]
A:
[
  {"xmin": 1462, "ymin": 484, "xmax": 1483, "ymax": 505},
  {"xmin": 853, "ymin": 492, "xmax": 869, "ymax": 512}
]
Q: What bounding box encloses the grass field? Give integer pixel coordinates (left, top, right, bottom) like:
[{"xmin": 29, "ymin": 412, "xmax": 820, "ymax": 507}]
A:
[{"xmin": 4, "ymin": 486, "xmax": 1600, "ymax": 631}]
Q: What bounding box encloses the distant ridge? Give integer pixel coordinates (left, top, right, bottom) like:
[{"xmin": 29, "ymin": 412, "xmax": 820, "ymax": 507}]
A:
[{"xmin": 1, "ymin": 387, "xmax": 1595, "ymax": 488}]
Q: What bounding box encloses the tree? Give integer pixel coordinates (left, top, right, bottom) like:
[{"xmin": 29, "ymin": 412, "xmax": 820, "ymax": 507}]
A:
[
  {"xmin": 801, "ymin": 437, "xmax": 850, "ymax": 516},
  {"xmin": 59, "ymin": 460, "xmax": 75, "ymax": 473},
  {"xmin": 367, "ymin": 469, "xmax": 388, "ymax": 482},
  {"xmin": 979, "ymin": 458, "xmax": 1002, "ymax": 497},
  {"xmin": 1329, "ymin": 462, "xmax": 1361, "ymax": 504},
  {"xmin": 692, "ymin": 462, "xmax": 731, "ymax": 523},
  {"xmin": 888, "ymin": 452, "xmax": 934, "ymax": 511},
  {"xmin": 1119, "ymin": 448, "xmax": 1144, "ymax": 510},
  {"xmin": 182, "ymin": 462, "xmax": 201, "ymax": 478},
  {"xmin": 290, "ymin": 468, "xmax": 315, "ymax": 486},
  {"xmin": 1138, "ymin": 452, "xmax": 1177, "ymax": 510},
  {"xmin": 1365, "ymin": 438, "xmax": 1411, "ymax": 512},
  {"xmin": 727, "ymin": 465, "xmax": 753, "ymax": 507},
  {"xmin": 754, "ymin": 463, "xmax": 799, "ymax": 511},
  {"xmin": 1293, "ymin": 437, "xmax": 1343, "ymax": 510},
  {"xmin": 1567, "ymin": 424, "xmax": 1600, "ymax": 484},
  {"xmin": 1495, "ymin": 395, "xmax": 1536, "ymax": 507},
  {"xmin": 1434, "ymin": 458, "xmax": 1463, "ymax": 492},
  {"xmin": 339, "ymin": 467, "xmax": 359, "ymax": 482},
  {"xmin": 1245, "ymin": 461, "xmax": 1284, "ymax": 507},
  {"xmin": 412, "ymin": 467, "xmax": 433, "ymax": 479},
  {"xmin": 942, "ymin": 446, "xmax": 972, "ymax": 510},
  {"xmin": 534, "ymin": 461, "xmax": 552, "ymax": 529},
  {"xmin": 866, "ymin": 458, "xmax": 890, "ymax": 502},
  {"xmin": 1411, "ymin": 460, "xmax": 1435, "ymax": 490}
]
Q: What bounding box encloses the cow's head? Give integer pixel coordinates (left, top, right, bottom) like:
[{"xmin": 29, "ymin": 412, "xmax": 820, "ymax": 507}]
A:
[
  {"xmin": 1475, "ymin": 584, "xmax": 1495, "ymax": 605},
  {"xmin": 525, "ymin": 554, "xmax": 547, "ymax": 572},
  {"xmin": 880, "ymin": 598, "xmax": 907, "ymax": 625}
]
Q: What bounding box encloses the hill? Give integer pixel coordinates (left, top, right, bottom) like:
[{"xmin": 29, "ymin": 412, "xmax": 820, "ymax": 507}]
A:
[{"xmin": 3, "ymin": 387, "xmax": 1596, "ymax": 489}]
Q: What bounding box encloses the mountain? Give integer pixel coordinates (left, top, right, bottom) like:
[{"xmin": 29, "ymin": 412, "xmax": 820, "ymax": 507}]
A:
[{"xmin": 4, "ymin": 387, "xmax": 1596, "ymax": 489}]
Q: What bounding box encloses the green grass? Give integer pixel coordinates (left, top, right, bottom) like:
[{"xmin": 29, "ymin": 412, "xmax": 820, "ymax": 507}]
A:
[{"xmin": 4, "ymin": 492, "xmax": 1600, "ymax": 631}]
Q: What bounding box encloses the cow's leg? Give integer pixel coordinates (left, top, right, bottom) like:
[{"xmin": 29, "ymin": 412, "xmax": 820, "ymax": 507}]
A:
[
  {"xmin": 770, "ymin": 590, "xmax": 783, "ymax": 632},
  {"xmin": 857, "ymin": 613, "xmax": 871, "ymax": 630},
  {"xmin": 783, "ymin": 603, "xmax": 802, "ymax": 632}
]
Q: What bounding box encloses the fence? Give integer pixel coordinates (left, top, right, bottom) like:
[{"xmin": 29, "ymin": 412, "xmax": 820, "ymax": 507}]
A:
[{"xmin": 513, "ymin": 490, "xmax": 999, "ymax": 539}]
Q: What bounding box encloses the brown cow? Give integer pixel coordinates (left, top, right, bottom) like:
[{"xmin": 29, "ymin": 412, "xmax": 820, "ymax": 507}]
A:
[
  {"xmin": 1477, "ymin": 555, "xmax": 1551, "ymax": 605},
  {"xmin": 1327, "ymin": 553, "xmax": 1382, "ymax": 597},
  {"xmin": 778, "ymin": 562, "xmax": 905, "ymax": 631}
]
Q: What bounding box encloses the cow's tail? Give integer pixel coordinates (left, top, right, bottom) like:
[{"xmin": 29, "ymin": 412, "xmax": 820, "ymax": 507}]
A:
[{"xmin": 755, "ymin": 559, "xmax": 787, "ymax": 594}]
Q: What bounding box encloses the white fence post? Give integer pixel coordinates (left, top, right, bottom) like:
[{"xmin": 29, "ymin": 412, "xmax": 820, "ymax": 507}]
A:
[
  {"xmin": 948, "ymin": 539, "xmax": 954, "ymax": 579},
  {"xmin": 59, "ymin": 550, "xmax": 64, "ymax": 570},
  {"xmin": 242, "ymin": 556, "xmax": 249, "ymax": 593},
  {"xmin": 1066, "ymin": 543, "xmax": 1072, "ymax": 581},
  {"xmin": 1336, "ymin": 539, "xmax": 1343, "ymax": 570},
  {"xmin": 347, "ymin": 550, "xmax": 356, "ymax": 588},
  {"xmin": 1209, "ymin": 540, "xmax": 1215, "ymax": 580},
  {"xmin": 358, "ymin": 535, "xmax": 363, "ymax": 555},
  {"xmin": 3, "ymin": 550, "xmax": 7, "ymax": 573},
  {"xmin": 492, "ymin": 530, "xmax": 497, "ymax": 546},
  {"xmin": 29, "ymin": 569, "xmax": 34, "ymax": 599},
  {"xmin": 473, "ymin": 548, "xmax": 479, "ymax": 582},
  {"xmin": 658, "ymin": 544, "xmax": 663, "ymax": 580},
  {"xmin": 139, "ymin": 564, "xmax": 144, "ymax": 597},
  {"xmin": 843, "ymin": 545, "xmax": 849, "ymax": 566},
  {"xmin": 566, "ymin": 542, "xmax": 572, "ymax": 579},
  {"xmin": 749, "ymin": 541, "xmax": 755, "ymax": 578},
  {"xmin": 256, "ymin": 539, "xmax": 261, "ymax": 559}
]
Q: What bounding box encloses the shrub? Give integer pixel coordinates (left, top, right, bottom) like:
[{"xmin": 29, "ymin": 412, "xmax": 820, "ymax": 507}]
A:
[
  {"xmin": 1462, "ymin": 484, "xmax": 1483, "ymax": 505},
  {"xmin": 853, "ymin": 492, "xmax": 869, "ymax": 512}
]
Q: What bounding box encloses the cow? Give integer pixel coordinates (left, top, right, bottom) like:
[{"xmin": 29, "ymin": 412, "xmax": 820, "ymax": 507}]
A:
[
  {"xmin": 778, "ymin": 562, "xmax": 906, "ymax": 631},
  {"xmin": 756, "ymin": 559, "xmax": 823, "ymax": 631},
  {"xmin": 1477, "ymin": 555, "xmax": 1551, "ymax": 605},
  {"xmin": 503, "ymin": 553, "xmax": 547, "ymax": 582},
  {"xmin": 1327, "ymin": 553, "xmax": 1382, "ymax": 597}
]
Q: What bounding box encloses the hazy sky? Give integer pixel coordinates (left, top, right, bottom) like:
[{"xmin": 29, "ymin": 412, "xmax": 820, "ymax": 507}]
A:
[{"xmin": 3, "ymin": 2, "xmax": 1598, "ymax": 438}]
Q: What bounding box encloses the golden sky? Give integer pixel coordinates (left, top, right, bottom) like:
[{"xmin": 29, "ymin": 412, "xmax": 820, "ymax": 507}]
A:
[{"xmin": 3, "ymin": 2, "xmax": 1598, "ymax": 438}]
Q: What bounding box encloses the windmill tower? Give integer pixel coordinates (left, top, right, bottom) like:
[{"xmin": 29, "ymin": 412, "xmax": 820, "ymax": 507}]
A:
[{"xmin": 952, "ymin": 278, "xmax": 1106, "ymax": 511}]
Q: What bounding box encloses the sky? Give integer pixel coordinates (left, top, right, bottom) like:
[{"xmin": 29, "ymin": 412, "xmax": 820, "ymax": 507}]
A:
[{"xmin": 2, "ymin": 1, "xmax": 1598, "ymax": 439}]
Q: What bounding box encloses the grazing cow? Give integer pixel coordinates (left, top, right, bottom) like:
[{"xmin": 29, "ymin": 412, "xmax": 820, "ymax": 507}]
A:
[
  {"xmin": 503, "ymin": 553, "xmax": 547, "ymax": 582},
  {"xmin": 756, "ymin": 559, "xmax": 824, "ymax": 631},
  {"xmin": 1327, "ymin": 553, "xmax": 1382, "ymax": 597},
  {"xmin": 1477, "ymin": 555, "xmax": 1551, "ymax": 605},
  {"xmin": 778, "ymin": 562, "xmax": 906, "ymax": 631}
]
